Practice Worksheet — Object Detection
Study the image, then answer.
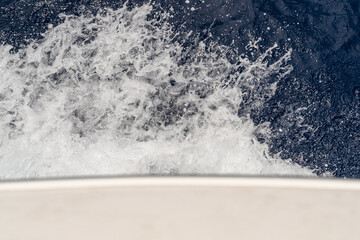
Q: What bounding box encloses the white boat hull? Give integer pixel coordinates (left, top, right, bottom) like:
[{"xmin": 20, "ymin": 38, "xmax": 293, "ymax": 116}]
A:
[{"xmin": 0, "ymin": 177, "xmax": 359, "ymax": 240}]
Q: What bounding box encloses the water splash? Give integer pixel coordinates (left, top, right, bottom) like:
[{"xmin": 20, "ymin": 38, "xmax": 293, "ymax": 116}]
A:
[{"xmin": 0, "ymin": 3, "xmax": 314, "ymax": 179}]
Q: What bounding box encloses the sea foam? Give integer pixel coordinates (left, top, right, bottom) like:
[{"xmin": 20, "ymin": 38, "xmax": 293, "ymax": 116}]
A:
[{"xmin": 0, "ymin": 3, "xmax": 314, "ymax": 179}]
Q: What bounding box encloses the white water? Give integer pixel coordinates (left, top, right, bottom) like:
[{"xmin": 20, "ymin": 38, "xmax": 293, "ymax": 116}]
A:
[{"xmin": 0, "ymin": 4, "xmax": 314, "ymax": 179}]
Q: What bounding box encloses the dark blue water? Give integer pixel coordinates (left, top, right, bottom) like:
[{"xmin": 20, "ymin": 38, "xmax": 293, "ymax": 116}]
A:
[{"xmin": 1, "ymin": 0, "xmax": 359, "ymax": 178}]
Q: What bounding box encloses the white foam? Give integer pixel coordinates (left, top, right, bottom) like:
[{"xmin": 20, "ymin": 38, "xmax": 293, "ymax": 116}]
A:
[{"xmin": 0, "ymin": 4, "xmax": 314, "ymax": 179}]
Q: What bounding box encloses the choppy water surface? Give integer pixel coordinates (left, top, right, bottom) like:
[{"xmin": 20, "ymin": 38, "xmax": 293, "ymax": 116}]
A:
[{"xmin": 0, "ymin": 0, "xmax": 359, "ymax": 179}]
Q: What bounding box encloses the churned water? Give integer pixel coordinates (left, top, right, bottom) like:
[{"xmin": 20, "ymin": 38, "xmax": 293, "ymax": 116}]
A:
[{"xmin": 0, "ymin": 0, "xmax": 359, "ymax": 178}]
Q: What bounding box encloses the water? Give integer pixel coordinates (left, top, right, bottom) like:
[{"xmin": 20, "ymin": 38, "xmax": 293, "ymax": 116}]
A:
[{"xmin": 0, "ymin": 0, "xmax": 359, "ymax": 179}]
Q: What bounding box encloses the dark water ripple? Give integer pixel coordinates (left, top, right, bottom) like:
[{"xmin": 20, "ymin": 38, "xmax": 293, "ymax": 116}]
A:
[{"xmin": 1, "ymin": 0, "xmax": 359, "ymax": 177}]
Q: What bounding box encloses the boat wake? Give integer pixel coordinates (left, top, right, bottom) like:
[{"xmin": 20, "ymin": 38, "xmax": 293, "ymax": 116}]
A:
[{"xmin": 0, "ymin": 3, "xmax": 314, "ymax": 178}]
